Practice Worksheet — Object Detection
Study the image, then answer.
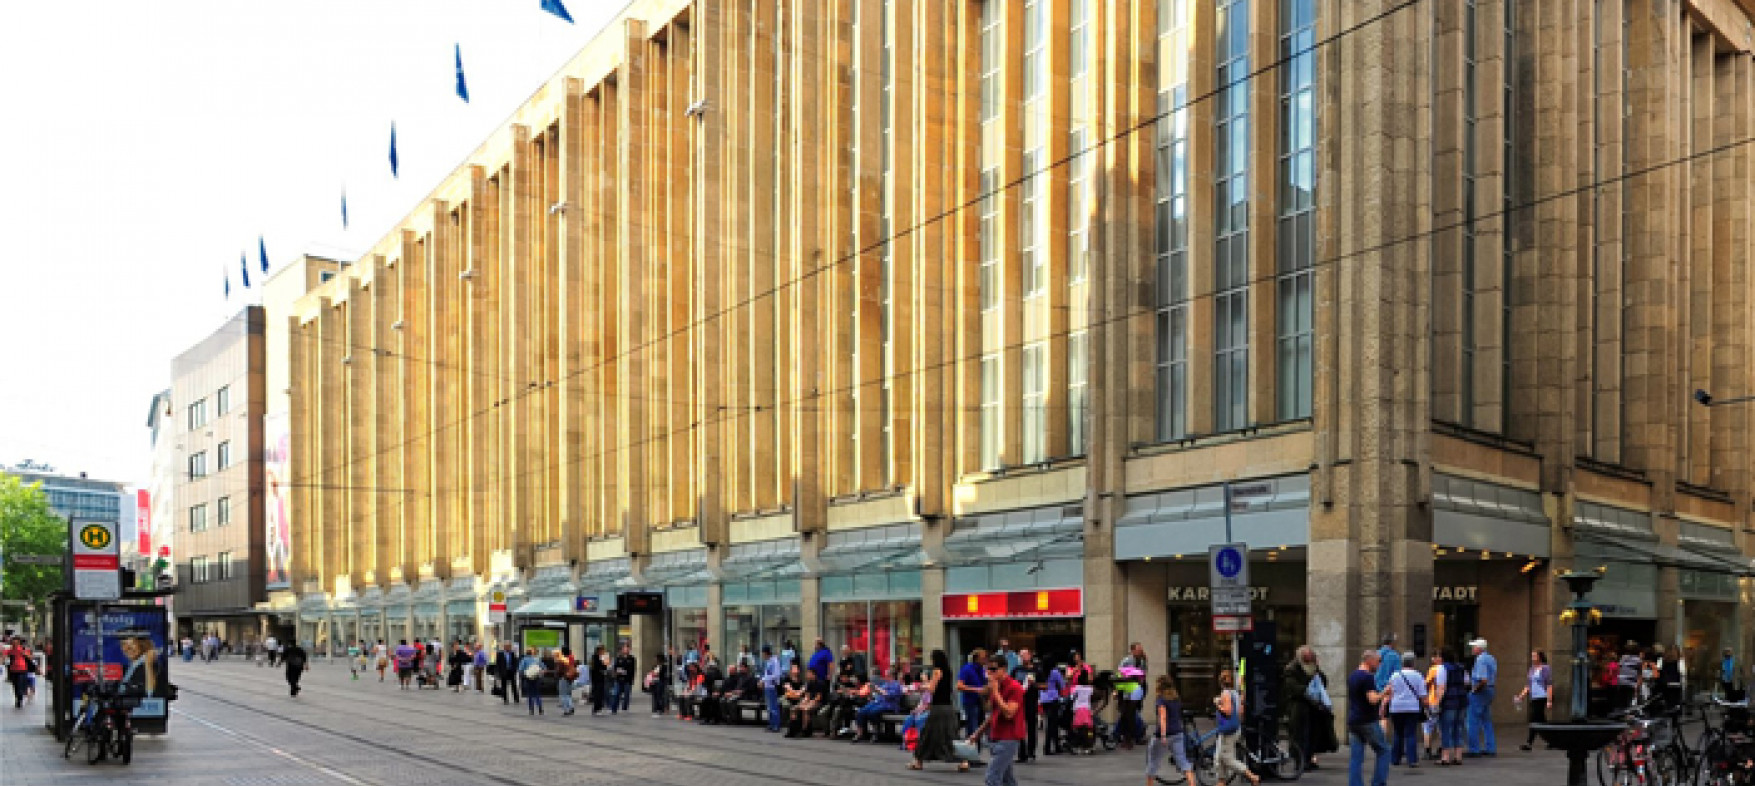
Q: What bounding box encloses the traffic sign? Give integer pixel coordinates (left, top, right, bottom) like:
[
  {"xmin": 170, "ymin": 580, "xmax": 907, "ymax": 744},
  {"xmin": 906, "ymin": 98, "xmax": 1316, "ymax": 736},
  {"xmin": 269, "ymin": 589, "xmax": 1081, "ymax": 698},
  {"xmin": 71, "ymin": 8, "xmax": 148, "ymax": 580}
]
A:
[
  {"xmin": 70, "ymin": 519, "xmax": 121, "ymax": 601},
  {"xmin": 8, "ymin": 554, "xmax": 62, "ymax": 566},
  {"xmin": 1208, "ymin": 542, "xmax": 1251, "ymax": 626}
]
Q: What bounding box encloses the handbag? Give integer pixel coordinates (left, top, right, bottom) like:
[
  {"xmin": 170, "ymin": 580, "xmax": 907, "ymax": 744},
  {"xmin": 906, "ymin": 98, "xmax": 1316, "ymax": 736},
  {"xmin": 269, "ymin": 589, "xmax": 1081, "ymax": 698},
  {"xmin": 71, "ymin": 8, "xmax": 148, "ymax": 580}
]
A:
[
  {"xmin": 1305, "ymin": 673, "xmax": 1332, "ymax": 710},
  {"xmin": 951, "ymin": 739, "xmax": 982, "ymax": 762},
  {"xmin": 1214, "ymin": 690, "xmax": 1241, "ymax": 734}
]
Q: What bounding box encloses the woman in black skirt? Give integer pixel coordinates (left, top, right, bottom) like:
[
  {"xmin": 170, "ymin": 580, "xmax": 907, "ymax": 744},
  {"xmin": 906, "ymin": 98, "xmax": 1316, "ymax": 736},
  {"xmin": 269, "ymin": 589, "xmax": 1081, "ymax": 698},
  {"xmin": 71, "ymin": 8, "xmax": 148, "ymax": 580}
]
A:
[
  {"xmin": 908, "ymin": 649, "xmax": 971, "ymax": 773},
  {"xmin": 589, "ymin": 645, "xmax": 610, "ymax": 715}
]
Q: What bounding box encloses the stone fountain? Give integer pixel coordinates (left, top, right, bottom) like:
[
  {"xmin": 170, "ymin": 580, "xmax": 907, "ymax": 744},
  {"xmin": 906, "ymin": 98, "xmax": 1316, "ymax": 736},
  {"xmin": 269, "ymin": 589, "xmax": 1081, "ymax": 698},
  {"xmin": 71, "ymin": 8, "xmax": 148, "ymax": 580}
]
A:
[{"xmin": 1531, "ymin": 569, "xmax": 1628, "ymax": 786}]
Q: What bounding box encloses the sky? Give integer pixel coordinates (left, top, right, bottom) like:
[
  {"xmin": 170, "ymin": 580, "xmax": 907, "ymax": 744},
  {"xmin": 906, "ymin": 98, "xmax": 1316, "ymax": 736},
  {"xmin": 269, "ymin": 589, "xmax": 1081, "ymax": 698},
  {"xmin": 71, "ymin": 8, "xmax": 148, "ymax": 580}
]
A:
[{"xmin": 0, "ymin": 1, "xmax": 622, "ymax": 486}]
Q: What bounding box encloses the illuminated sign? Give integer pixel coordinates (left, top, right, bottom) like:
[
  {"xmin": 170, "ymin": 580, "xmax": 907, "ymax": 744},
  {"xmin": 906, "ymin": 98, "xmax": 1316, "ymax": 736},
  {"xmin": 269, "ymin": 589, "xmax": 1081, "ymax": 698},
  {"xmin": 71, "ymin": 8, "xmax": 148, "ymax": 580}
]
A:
[{"xmin": 941, "ymin": 589, "xmax": 1083, "ymax": 620}]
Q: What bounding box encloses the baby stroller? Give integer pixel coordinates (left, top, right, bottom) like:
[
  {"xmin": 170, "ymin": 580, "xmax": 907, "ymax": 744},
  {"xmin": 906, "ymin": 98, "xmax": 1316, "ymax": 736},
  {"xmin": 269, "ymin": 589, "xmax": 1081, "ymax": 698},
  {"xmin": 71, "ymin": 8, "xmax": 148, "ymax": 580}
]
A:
[{"xmin": 1068, "ymin": 671, "xmax": 1119, "ymax": 754}]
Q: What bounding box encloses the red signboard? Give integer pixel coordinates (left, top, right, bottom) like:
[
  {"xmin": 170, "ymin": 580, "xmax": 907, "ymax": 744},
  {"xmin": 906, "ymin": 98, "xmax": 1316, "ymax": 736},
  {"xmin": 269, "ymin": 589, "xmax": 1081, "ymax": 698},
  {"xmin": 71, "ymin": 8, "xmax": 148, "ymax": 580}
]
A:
[
  {"xmin": 73, "ymin": 554, "xmax": 120, "ymax": 570},
  {"xmin": 941, "ymin": 589, "xmax": 1083, "ymax": 620},
  {"xmin": 136, "ymin": 490, "xmax": 151, "ymax": 555}
]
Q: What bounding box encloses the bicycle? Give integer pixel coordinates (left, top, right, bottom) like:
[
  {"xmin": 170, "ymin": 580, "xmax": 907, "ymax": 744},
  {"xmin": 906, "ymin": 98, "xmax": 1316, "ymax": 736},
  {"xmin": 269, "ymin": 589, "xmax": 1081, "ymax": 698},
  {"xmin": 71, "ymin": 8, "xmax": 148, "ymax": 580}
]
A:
[
  {"xmin": 1699, "ymin": 696, "xmax": 1755, "ymax": 786},
  {"xmin": 1187, "ymin": 713, "xmax": 1303, "ymax": 784},
  {"xmin": 61, "ymin": 668, "xmax": 139, "ymax": 765},
  {"xmin": 1595, "ymin": 700, "xmax": 1666, "ymax": 786}
]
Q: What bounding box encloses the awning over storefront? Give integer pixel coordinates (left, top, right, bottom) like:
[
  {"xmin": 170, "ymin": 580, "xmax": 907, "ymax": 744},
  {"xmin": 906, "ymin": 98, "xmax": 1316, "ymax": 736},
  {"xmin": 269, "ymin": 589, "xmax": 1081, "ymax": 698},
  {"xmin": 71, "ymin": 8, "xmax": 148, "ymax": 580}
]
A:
[
  {"xmin": 1113, "ymin": 475, "xmax": 1308, "ymax": 561},
  {"xmin": 1678, "ymin": 522, "xmax": 1754, "ymax": 576},
  {"xmin": 511, "ymin": 597, "xmax": 576, "ymax": 616},
  {"xmin": 817, "ymin": 522, "xmax": 925, "ymax": 573},
  {"xmin": 719, "ymin": 538, "xmax": 803, "ymax": 580},
  {"xmin": 642, "ymin": 548, "xmax": 710, "ymax": 586},
  {"xmin": 525, "ymin": 565, "xmax": 577, "ymax": 597},
  {"xmin": 1431, "ymin": 474, "xmax": 1550, "ymax": 557},
  {"xmin": 1573, "ymin": 501, "xmax": 1655, "ymax": 539},
  {"xmin": 944, "ymin": 505, "xmax": 1083, "ymax": 565},
  {"xmin": 578, "ymin": 557, "xmax": 633, "ymax": 590}
]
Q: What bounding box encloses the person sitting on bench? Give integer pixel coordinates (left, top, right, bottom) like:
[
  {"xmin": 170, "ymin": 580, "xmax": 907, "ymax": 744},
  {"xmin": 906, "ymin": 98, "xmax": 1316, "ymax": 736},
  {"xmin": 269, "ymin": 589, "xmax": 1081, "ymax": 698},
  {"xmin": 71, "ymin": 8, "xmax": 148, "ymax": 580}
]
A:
[
  {"xmin": 787, "ymin": 667, "xmax": 831, "ymax": 738},
  {"xmin": 854, "ymin": 665, "xmax": 905, "ymax": 742}
]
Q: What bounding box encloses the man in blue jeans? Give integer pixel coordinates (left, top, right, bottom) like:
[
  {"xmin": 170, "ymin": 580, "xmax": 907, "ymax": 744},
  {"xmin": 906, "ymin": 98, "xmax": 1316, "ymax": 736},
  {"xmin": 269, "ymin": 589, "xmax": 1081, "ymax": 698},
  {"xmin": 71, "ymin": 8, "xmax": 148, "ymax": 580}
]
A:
[
  {"xmin": 1348, "ymin": 649, "xmax": 1390, "ymax": 786},
  {"xmin": 1466, "ymin": 638, "xmax": 1498, "ymax": 757},
  {"xmin": 760, "ymin": 645, "xmax": 785, "ymax": 732}
]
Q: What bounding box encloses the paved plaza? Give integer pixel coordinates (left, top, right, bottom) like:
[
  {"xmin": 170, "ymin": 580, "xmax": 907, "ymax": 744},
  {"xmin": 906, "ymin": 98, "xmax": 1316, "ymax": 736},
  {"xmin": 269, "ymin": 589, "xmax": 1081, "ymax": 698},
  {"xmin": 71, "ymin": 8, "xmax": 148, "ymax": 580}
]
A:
[{"xmin": 3, "ymin": 658, "xmax": 1578, "ymax": 786}]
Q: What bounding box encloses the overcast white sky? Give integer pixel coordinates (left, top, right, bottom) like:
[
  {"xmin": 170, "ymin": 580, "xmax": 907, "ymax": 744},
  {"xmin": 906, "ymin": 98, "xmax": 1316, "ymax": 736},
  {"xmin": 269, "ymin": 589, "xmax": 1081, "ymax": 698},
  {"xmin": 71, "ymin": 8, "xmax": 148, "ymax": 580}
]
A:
[{"xmin": 0, "ymin": 1, "xmax": 620, "ymax": 485}]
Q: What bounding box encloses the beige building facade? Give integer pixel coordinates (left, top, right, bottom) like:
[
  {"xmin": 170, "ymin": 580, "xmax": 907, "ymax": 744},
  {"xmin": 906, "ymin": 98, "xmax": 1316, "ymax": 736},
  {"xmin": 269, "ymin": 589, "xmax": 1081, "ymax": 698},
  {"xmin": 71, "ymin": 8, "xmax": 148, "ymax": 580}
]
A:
[{"xmin": 286, "ymin": 0, "xmax": 1755, "ymax": 718}]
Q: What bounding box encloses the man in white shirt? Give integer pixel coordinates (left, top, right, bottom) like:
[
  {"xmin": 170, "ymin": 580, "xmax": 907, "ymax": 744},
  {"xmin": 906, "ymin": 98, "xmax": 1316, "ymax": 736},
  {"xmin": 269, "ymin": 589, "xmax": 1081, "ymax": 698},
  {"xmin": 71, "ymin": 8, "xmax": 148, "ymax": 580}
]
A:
[{"xmin": 265, "ymin": 635, "xmax": 280, "ymax": 667}]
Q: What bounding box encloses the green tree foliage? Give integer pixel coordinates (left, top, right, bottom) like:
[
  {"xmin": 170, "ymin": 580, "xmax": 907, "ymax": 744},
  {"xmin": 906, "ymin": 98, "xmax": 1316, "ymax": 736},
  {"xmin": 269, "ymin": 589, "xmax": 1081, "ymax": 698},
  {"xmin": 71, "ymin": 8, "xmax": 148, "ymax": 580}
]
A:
[{"xmin": 1, "ymin": 474, "xmax": 66, "ymax": 614}]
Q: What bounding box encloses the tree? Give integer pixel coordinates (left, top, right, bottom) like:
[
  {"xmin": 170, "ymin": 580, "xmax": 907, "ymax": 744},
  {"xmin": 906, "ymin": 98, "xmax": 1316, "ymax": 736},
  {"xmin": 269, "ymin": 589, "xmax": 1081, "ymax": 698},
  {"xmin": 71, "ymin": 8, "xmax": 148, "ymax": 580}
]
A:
[{"xmin": 1, "ymin": 474, "xmax": 66, "ymax": 631}]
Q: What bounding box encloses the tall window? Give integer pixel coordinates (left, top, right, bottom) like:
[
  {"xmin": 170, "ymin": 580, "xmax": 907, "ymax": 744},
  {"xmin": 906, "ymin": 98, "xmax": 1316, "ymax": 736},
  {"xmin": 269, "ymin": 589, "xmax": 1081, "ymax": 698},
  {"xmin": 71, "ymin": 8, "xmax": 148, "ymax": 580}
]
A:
[
  {"xmin": 215, "ymin": 385, "xmax": 230, "ymax": 416},
  {"xmin": 216, "ymin": 440, "xmax": 231, "ymax": 470},
  {"xmin": 218, "ymin": 551, "xmax": 234, "ymax": 580},
  {"xmin": 1500, "ymin": 0, "xmax": 1515, "ymax": 420},
  {"xmin": 1213, "ymin": 0, "xmax": 1251, "ymax": 431},
  {"xmin": 1460, "ymin": 0, "xmax": 1479, "ymax": 422},
  {"xmin": 189, "ymin": 504, "xmax": 207, "ymax": 533},
  {"xmin": 1275, "ymin": 0, "xmax": 1317, "ymax": 420},
  {"xmin": 1021, "ymin": 149, "xmax": 1045, "ymax": 296},
  {"xmin": 187, "ymin": 399, "xmax": 206, "ymax": 431},
  {"xmin": 979, "ymin": 168, "xmax": 1000, "ymax": 311},
  {"xmin": 979, "ymin": 0, "xmax": 1002, "ymax": 123},
  {"xmin": 188, "ymin": 451, "xmax": 207, "ymax": 479},
  {"xmin": 1023, "ymin": 343, "xmax": 1047, "ymax": 463},
  {"xmin": 980, "ymin": 356, "xmax": 1001, "ymax": 469},
  {"xmin": 192, "ymin": 556, "xmax": 209, "ymax": 583},
  {"xmin": 1156, "ymin": 0, "xmax": 1191, "ymax": 441},
  {"xmin": 216, "ymin": 496, "xmax": 230, "ymax": 527},
  {"xmin": 1068, "ymin": 332, "xmax": 1089, "ymax": 454},
  {"xmin": 1021, "ymin": 0, "xmax": 1047, "ymax": 298},
  {"xmin": 879, "ymin": 0, "xmax": 895, "ymax": 477}
]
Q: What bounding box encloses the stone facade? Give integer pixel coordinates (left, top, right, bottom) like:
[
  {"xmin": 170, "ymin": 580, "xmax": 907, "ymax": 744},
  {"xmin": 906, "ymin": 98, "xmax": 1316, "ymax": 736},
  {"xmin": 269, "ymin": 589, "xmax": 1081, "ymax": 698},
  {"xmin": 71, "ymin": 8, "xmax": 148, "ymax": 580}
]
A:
[{"xmin": 283, "ymin": 0, "xmax": 1755, "ymax": 719}]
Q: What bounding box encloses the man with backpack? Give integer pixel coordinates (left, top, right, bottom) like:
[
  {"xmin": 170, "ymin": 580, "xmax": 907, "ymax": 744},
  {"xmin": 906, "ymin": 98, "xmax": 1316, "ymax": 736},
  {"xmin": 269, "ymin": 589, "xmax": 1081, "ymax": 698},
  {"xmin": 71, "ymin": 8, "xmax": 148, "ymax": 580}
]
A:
[{"xmin": 282, "ymin": 640, "xmax": 309, "ymax": 696}]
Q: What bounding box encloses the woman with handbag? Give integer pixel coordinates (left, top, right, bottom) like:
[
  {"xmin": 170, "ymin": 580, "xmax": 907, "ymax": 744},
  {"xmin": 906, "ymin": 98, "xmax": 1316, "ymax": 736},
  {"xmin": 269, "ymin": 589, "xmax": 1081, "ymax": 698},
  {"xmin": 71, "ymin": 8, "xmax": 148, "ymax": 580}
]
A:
[
  {"xmin": 1212, "ymin": 669, "xmax": 1260, "ymax": 786},
  {"xmin": 1516, "ymin": 650, "xmax": 1553, "ymax": 750},
  {"xmin": 1385, "ymin": 651, "xmax": 1428, "ymax": 768}
]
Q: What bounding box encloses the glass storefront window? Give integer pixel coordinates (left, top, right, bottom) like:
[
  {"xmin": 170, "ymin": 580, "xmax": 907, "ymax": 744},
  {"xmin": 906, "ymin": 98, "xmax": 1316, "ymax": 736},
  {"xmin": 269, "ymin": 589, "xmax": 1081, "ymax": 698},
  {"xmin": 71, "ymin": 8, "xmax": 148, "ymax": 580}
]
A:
[
  {"xmin": 672, "ymin": 607, "xmax": 708, "ymax": 657},
  {"xmin": 824, "ymin": 600, "xmax": 922, "ymax": 676},
  {"xmin": 448, "ymin": 615, "xmax": 477, "ymax": 644}
]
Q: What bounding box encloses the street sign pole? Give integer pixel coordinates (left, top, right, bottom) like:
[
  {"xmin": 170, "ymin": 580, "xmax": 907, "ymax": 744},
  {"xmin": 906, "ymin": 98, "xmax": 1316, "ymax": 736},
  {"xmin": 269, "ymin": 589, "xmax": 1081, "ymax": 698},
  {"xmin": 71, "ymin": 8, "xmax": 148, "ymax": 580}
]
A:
[{"xmin": 1220, "ymin": 483, "xmax": 1240, "ymax": 678}]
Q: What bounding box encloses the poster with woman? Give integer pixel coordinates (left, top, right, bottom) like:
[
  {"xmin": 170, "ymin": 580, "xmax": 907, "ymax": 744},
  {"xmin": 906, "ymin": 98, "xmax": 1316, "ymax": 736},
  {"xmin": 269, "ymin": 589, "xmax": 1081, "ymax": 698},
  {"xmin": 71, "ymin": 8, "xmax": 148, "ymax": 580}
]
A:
[
  {"xmin": 264, "ymin": 413, "xmax": 292, "ymax": 589},
  {"xmin": 69, "ymin": 607, "xmax": 172, "ymax": 732}
]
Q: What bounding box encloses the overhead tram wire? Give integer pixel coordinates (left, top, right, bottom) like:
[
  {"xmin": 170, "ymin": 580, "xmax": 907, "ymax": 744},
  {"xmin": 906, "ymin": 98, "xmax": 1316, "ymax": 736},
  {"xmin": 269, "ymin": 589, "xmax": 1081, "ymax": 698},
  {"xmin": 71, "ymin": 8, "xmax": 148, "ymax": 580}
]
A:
[
  {"xmin": 426, "ymin": 92, "xmax": 1755, "ymax": 502},
  {"xmin": 299, "ymin": 0, "xmax": 1430, "ymax": 487}
]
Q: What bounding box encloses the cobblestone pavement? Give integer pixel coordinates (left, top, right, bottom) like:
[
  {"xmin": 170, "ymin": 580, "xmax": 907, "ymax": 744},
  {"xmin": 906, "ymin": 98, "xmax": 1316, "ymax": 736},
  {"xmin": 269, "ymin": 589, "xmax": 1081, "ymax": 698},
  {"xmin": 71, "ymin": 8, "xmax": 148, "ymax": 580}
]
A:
[{"xmin": 3, "ymin": 658, "xmax": 1580, "ymax": 786}]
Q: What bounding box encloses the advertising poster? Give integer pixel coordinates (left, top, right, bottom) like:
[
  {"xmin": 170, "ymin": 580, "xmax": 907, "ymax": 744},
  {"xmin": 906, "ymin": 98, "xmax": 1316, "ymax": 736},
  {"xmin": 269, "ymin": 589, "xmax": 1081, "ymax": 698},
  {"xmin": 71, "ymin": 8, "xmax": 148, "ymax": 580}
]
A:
[
  {"xmin": 136, "ymin": 489, "xmax": 152, "ymax": 557},
  {"xmin": 264, "ymin": 412, "xmax": 293, "ymax": 589},
  {"xmin": 69, "ymin": 606, "xmax": 172, "ymax": 730}
]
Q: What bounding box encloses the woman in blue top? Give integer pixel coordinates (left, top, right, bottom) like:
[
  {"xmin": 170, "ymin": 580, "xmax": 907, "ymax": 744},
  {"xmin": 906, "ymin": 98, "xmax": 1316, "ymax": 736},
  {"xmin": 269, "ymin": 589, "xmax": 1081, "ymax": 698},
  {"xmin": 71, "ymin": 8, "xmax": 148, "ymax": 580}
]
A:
[
  {"xmin": 1041, "ymin": 662, "xmax": 1068, "ymax": 755},
  {"xmin": 955, "ymin": 648, "xmax": 989, "ymax": 738},
  {"xmin": 1515, "ymin": 650, "xmax": 1553, "ymax": 751},
  {"xmin": 1145, "ymin": 675, "xmax": 1196, "ymax": 786},
  {"xmin": 518, "ymin": 648, "xmax": 545, "ymax": 716}
]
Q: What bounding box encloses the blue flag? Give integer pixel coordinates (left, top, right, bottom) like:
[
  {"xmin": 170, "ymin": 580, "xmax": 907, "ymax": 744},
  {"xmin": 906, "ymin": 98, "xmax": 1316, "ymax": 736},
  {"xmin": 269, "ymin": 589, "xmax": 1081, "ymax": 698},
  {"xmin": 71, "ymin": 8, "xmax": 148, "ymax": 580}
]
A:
[
  {"xmin": 224, "ymin": 266, "xmax": 231, "ymax": 299},
  {"xmin": 389, "ymin": 122, "xmax": 400, "ymax": 178},
  {"xmin": 258, "ymin": 236, "xmax": 269, "ymax": 274},
  {"xmin": 341, "ymin": 189, "xmax": 349, "ymax": 229},
  {"xmin": 540, "ymin": 0, "xmax": 574, "ymax": 23},
  {"xmin": 240, "ymin": 252, "xmax": 251, "ymax": 289},
  {"xmin": 455, "ymin": 44, "xmax": 469, "ymax": 102}
]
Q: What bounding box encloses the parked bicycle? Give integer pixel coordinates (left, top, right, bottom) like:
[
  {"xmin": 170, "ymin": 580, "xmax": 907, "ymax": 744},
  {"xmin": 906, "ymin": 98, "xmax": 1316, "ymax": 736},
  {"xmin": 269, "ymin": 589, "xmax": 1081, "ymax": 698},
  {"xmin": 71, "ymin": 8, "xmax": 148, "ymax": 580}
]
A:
[
  {"xmin": 1596, "ymin": 699, "xmax": 1668, "ymax": 786},
  {"xmin": 1699, "ymin": 696, "xmax": 1755, "ymax": 786},
  {"xmin": 61, "ymin": 668, "xmax": 141, "ymax": 765},
  {"xmin": 1186, "ymin": 713, "xmax": 1303, "ymax": 785}
]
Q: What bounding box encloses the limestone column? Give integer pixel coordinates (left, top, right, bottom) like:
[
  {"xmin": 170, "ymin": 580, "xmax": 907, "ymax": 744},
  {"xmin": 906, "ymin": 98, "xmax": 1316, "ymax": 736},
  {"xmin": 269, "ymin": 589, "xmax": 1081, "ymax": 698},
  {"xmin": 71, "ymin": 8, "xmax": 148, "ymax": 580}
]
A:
[{"xmin": 1307, "ymin": 0, "xmax": 1434, "ymax": 694}]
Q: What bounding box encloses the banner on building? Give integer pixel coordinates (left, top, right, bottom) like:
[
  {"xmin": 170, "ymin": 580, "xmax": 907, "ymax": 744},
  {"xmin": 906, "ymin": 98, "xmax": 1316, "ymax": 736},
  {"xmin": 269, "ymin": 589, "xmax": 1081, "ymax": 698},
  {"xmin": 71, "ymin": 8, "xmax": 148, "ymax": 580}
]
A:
[
  {"xmin": 136, "ymin": 489, "xmax": 151, "ymax": 556},
  {"xmin": 265, "ymin": 412, "xmax": 293, "ymax": 589}
]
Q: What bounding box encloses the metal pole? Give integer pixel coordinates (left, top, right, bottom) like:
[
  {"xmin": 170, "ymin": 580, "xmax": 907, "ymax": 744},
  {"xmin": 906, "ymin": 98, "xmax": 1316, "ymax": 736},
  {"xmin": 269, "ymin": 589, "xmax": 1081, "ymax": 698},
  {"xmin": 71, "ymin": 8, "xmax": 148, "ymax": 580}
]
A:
[{"xmin": 1222, "ymin": 483, "xmax": 1239, "ymax": 683}]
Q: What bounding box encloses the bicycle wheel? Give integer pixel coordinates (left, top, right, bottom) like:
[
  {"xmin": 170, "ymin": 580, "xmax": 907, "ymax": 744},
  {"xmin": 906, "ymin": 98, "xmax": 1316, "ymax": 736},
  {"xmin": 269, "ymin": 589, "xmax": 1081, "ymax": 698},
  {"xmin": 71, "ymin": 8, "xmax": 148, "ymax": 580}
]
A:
[
  {"xmin": 63, "ymin": 719, "xmax": 85, "ymax": 760},
  {"xmin": 1194, "ymin": 740, "xmax": 1220, "ymax": 786},
  {"xmin": 1600, "ymin": 745, "xmax": 1628, "ymax": 786},
  {"xmin": 1653, "ymin": 747, "xmax": 1684, "ymax": 786},
  {"xmin": 88, "ymin": 725, "xmax": 107, "ymax": 764},
  {"xmin": 1270, "ymin": 739, "xmax": 1306, "ymax": 781},
  {"xmin": 1102, "ymin": 726, "xmax": 1119, "ymax": 751}
]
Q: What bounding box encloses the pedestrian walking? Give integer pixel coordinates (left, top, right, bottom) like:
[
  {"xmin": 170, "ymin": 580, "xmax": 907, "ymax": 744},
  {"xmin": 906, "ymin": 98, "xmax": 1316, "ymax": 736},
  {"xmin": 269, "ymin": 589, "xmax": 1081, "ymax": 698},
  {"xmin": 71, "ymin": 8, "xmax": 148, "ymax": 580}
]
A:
[
  {"xmin": 374, "ymin": 640, "xmax": 389, "ymax": 682},
  {"xmin": 495, "ymin": 643, "xmax": 520, "ymax": 704},
  {"xmin": 518, "ymin": 648, "xmax": 545, "ymax": 715},
  {"xmin": 648, "ymin": 652, "xmax": 671, "ymax": 716},
  {"xmin": 1012, "ymin": 649, "xmax": 1041, "ymax": 762},
  {"xmin": 1465, "ymin": 638, "xmax": 1498, "ymax": 758},
  {"xmin": 1386, "ymin": 651, "xmax": 1427, "ymax": 768},
  {"xmin": 1117, "ymin": 642, "xmax": 1149, "ymax": 748},
  {"xmin": 1615, "ymin": 642, "xmax": 1642, "ymax": 709},
  {"xmin": 265, "ymin": 635, "xmax": 280, "ymax": 667},
  {"xmin": 1516, "ymin": 650, "xmax": 1553, "ymax": 751},
  {"xmin": 1722, "ymin": 648, "xmax": 1738, "ymax": 697},
  {"xmin": 1348, "ymin": 649, "xmax": 1390, "ymax": 786},
  {"xmin": 1374, "ymin": 633, "xmax": 1401, "ymax": 691},
  {"xmin": 394, "ymin": 639, "xmax": 417, "ymax": 690},
  {"xmin": 1040, "ymin": 658, "xmax": 1067, "ymax": 756},
  {"xmin": 970, "ymin": 655, "xmax": 1025, "ymax": 786},
  {"xmin": 448, "ymin": 642, "xmax": 468, "ymax": 692},
  {"xmin": 957, "ymin": 648, "xmax": 989, "ymax": 738},
  {"xmin": 1145, "ymin": 675, "xmax": 1197, "ymax": 786},
  {"xmin": 346, "ymin": 640, "xmax": 361, "ymax": 680},
  {"xmin": 908, "ymin": 649, "xmax": 972, "ymax": 773},
  {"xmin": 588, "ymin": 645, "xmax": 609, "ymax": 714},
  {"xmin": 1431, "ymin": 649, "xmax": 1468, "ymax": 765},
  {"xmin": 612, "ymin": 643, "xmax": 637, "ymax": 713},
  {"xmin": 283, "ymin": 640, "xmax": 309, "ymax": 696},
  {"xmin": 1212, "ymin": 669, "xmax": 1260, "ymax": 786},
  {"xmin": 6, "ymin": 635, "xmax": 36, "ymax": 708},
  {"xmin": 555, "ymin": 647, "xmax": 578, "ymax": 715}
]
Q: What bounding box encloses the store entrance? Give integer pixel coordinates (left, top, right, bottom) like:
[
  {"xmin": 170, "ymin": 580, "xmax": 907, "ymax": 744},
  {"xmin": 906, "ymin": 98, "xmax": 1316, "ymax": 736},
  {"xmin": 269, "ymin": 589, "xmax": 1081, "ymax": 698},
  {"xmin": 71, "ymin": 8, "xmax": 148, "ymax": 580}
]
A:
[
  {"xmin": 946, "ymin": 619, "xmax": 1084, "ymax": 672},
  {"xmin": 1168, "ymin": 606, "xmax": 1305, "ymax": 710},
  {"xmin": 1432, "ymin": 603, "xmax": 1480, "ymax": 661}
]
